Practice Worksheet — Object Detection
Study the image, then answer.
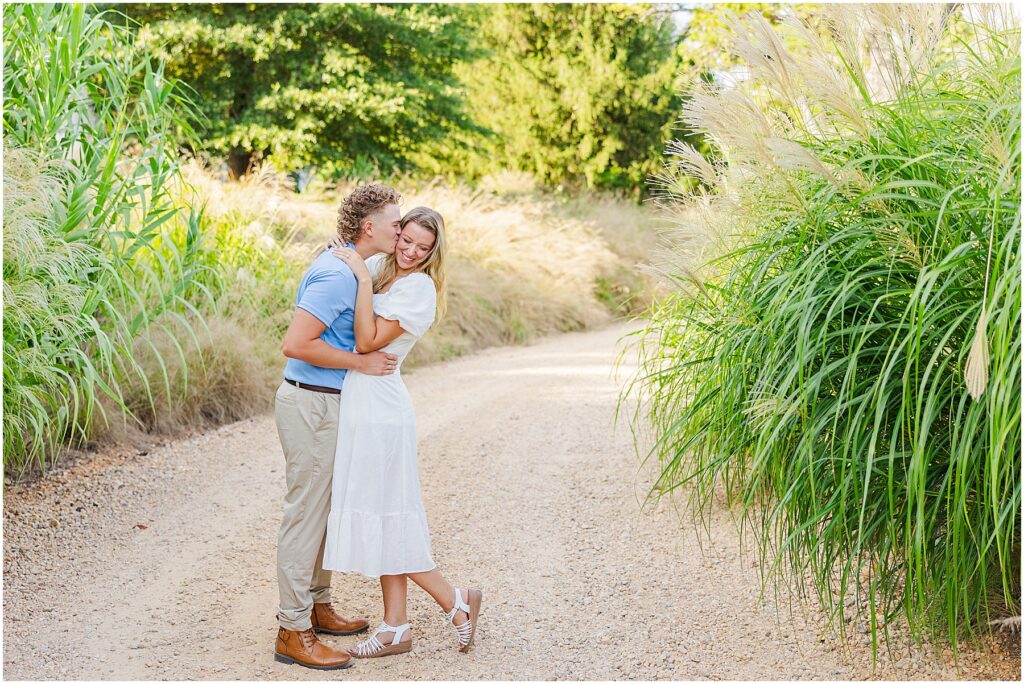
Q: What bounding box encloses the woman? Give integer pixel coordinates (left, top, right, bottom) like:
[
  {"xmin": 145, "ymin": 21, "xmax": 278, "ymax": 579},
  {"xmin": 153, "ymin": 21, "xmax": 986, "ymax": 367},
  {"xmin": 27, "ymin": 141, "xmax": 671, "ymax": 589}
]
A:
[{"xmin": 322, "ymin": 207, "xmax": 482, "ymax": 658}]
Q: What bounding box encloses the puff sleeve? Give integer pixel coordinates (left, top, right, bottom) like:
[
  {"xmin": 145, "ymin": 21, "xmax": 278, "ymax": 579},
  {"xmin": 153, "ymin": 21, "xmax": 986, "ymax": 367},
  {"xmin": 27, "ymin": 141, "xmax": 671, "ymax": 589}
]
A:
[
  {"xmin": 377, "ymin": 273, "xmax": 436, "ymax": 338},
  {"xmin": 364, "ymin": 253, "xmax": 385, "ymax": 278}
]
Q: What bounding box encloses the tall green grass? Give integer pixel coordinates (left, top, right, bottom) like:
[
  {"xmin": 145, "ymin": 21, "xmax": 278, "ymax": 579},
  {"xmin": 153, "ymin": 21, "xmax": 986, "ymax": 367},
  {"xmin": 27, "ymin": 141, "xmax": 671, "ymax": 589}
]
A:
[
  {"xmin": 3, "ymin": 4, "xmax": 206, "ymax": 476},
  {"xmin": 627, "ymin": 5, "xmax": 1020, "ymax": 659},
  {"xmin": 3, "ymin": 5, "xmax": 303, "ymax": 476}
]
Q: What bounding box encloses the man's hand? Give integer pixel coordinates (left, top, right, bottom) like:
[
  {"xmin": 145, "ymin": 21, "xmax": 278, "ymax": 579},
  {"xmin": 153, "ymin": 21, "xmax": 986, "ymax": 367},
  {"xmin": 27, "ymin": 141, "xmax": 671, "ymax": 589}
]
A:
[{"xmin": 359, "ymin": 351, "xmax": 398, "ymax": 376}]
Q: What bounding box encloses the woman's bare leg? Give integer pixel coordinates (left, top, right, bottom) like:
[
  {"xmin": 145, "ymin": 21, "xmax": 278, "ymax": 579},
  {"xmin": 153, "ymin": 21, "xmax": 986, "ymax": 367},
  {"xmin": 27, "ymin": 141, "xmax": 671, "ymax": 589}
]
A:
[
  {"xmin": 379, "ymin": 574, "xmax": 412, "ymax": 642},
  {"xmin": 407, "ymin": 569, "xmax": 469, "ymax": 625}
]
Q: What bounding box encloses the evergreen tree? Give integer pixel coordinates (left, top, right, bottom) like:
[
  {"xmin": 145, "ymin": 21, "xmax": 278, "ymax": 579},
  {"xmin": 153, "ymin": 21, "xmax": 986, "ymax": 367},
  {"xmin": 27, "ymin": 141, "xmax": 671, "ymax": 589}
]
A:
[{"xmin": 457, "ymin": 4, "xmax": 682, "ymax": 190}]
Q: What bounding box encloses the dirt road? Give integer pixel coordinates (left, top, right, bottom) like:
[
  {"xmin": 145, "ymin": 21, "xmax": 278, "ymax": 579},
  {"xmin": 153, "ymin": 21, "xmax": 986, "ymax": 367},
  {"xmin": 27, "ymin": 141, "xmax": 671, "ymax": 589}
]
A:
[{"xmin": 3, "ymin": 324, "xmax": 1018, "ymax": 680}]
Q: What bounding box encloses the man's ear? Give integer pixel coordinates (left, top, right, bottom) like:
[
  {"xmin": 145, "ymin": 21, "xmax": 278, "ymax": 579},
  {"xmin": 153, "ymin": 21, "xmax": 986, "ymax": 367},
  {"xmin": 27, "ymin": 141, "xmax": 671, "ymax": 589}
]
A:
[{"xmin": 361, "ymin": 218, "xmax": 374, "ymax": 238}]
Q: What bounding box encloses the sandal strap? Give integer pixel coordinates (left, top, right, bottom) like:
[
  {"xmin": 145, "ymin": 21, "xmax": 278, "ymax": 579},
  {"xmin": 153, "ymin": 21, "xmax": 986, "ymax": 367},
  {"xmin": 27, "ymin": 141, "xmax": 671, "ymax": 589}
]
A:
[
  {"xmin": 444, "ymin": 589, "xmax": 474, "ymax": 646},
  {"xmin": 374, "ymin": 621, "xmax": 410, "ymax": 642},
  {"xmin": 355, "ymin": 634, "xmax": 384, "ymax": 656},
  {"xmin": 445, "ymin": 588, "xmax": 471, "ymax": 624},
  {"xmin": 356, "ymin": 621, "xmax": 410, "ymax": 655},
  {"xmin": 453, "ymin": 616, "xmax": 473, "ymax": 645}
]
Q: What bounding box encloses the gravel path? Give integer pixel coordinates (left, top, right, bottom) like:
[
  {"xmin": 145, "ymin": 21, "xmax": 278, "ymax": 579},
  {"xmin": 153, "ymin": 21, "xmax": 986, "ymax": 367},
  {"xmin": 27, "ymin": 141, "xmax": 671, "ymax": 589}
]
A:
[{"xmin": 3, "ymin": 323, "xmax": 1019, "ymax": 680}]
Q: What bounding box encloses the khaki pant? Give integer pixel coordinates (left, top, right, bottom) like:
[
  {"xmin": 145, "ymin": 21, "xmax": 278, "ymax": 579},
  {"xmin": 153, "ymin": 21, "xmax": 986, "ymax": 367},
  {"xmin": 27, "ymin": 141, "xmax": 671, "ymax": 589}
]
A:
[{"xmin": 274, "ymin": 380, "xmax": 341, "ymax": 631}]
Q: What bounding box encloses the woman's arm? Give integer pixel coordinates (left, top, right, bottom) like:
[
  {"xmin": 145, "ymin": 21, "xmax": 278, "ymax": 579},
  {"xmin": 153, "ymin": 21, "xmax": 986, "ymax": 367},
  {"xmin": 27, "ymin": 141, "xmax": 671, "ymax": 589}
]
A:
[
  {"xmin": 281, "ymin": 309, "xmax": 397, "ymax": 374},
  {"xmin": 356, "ymin": 316, "xmax": 405, "ymax": 353},
  {"xmin": 333, "ymin": 248, "xmax": 407, "ymax": 353}
]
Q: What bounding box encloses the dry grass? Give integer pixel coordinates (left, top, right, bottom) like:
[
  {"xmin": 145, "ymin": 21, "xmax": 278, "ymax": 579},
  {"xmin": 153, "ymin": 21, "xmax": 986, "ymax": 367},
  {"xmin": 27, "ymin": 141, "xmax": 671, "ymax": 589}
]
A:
[
  {"xmin": 18, "ymin": 162, "xmax": 663, "ymax": 472},
  {"xmin": 87, "ymin": 314, "xmax": 280, "ymax": 444},
  {"xmin": 187, "ymin": 166, "xmax": 665, "ymax": 368}
]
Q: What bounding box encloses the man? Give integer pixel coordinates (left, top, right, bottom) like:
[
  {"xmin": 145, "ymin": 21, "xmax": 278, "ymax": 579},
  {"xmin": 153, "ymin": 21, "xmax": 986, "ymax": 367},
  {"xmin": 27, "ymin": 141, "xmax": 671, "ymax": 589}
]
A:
[{"xmin": 273, "ymin": 184, "xmax": 402, "ymax": 670}]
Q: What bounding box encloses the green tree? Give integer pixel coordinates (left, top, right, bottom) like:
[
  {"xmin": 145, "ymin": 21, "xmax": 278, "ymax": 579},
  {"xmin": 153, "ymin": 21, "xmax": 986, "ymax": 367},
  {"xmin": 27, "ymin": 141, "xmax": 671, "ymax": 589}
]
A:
[
  {"xmin": 674, "ymin": 3, "xmax": 800, "ymax": 77},
  {"xmin": 120, "ymin": 3, "xmax": 477, "ymax": 178},
  {"xmin": 457, "ymin": 4, "xmax": 682, "ymax": 191}
]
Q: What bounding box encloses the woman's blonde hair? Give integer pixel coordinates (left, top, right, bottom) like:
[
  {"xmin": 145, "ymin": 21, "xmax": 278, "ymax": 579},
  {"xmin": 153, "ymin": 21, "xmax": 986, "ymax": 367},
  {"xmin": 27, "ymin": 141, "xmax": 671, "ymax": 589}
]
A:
[{"xmin": 373, "ymin": 206, "xmax": 448, "ymax": 320}]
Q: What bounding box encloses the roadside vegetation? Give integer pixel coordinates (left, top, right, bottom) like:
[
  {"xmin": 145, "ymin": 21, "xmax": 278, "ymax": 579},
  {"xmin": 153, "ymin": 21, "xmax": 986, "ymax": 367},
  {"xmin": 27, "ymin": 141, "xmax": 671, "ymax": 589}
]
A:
[
  {"xmin": 626, "ymin": 4, "xmax": 1020, "ymax": 659},
  {"xmin": 3, "ymin": 3, "xmax": 664, "ymax": 479}
]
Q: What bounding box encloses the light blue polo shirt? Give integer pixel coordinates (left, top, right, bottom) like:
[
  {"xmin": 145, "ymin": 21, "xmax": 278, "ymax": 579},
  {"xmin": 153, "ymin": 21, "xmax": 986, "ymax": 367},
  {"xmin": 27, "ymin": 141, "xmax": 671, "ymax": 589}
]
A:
[{"xmin": 283, "ymin": 247, "xmax": 358, "ymax": 390}]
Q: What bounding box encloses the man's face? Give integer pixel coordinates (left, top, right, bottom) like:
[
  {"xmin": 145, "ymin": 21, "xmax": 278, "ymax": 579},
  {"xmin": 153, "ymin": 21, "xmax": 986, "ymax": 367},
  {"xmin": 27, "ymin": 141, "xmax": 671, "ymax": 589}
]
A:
[{"xmin": 365, "ymin": 203, "xmax": 402, "ymax": 254}]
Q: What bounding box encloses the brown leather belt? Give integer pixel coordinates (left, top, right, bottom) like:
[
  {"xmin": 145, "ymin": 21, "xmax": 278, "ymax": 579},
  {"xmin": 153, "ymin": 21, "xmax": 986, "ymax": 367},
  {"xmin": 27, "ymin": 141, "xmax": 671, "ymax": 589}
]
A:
[{"xmin": 285, "ymin": 378, "xmax": 341, "ymax": 395}]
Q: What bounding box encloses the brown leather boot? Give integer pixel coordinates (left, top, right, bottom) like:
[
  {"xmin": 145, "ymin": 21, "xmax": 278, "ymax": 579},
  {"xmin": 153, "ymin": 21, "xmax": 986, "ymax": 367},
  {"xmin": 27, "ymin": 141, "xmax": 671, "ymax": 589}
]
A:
[
  {"xmin": 311, "ymin": 602, "xmax": 370, "ymax": 636},
  {"xmin": 274, "ymin": 627, "xmax": 352, "ymax": 670}
]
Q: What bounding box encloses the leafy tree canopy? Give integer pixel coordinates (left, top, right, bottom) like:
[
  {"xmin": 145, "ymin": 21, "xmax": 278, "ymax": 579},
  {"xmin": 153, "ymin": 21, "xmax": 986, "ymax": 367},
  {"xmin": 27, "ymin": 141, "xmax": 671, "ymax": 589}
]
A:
[{"xmin": 119, "ymin": 3, "xmax": 478, "ymax": 178}]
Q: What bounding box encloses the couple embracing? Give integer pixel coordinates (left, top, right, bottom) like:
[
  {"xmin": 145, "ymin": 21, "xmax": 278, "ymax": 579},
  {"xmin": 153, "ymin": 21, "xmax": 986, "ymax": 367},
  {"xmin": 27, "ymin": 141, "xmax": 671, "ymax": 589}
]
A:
[{"xmin": 272, "ymin": 184, "xmax": 482, "ymax": 670}]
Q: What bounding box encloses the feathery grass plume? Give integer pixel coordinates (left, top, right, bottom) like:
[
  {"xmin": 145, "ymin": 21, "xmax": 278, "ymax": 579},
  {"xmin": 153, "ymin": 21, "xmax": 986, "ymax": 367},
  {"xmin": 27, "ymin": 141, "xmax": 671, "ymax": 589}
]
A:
[
  {"xmin": 765, "ymin": 137, "xmax": 839, "ymax": 185},
  {"xmin": 964, "ymin": 306, "xmax": 990, "ymax": 400},
  {"xmin": 663, "ymin": 141, "xmax": 721, "ymax": 190},
  {"xmin": 727, "ymin": 10, "xmax": 801, "ymax": 107},
  {"xmin": 966, "ymin": 226, "xmax": 999, "ymax": 400},
  {"xmin": 782, "ymin": 14, "xmax": 869, "ymax": 135},
  {"xmin": 626, "ymin": 3, "xmax": 1021, "ymax": 661},
  {"xmin": 682, "ymin": 83, "xmax": 777, "ymax": 166}
]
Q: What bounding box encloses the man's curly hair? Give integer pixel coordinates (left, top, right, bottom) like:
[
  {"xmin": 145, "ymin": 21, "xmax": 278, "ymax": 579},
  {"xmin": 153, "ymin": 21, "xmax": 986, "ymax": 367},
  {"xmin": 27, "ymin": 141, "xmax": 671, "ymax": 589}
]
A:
[{"xmin": 336, "ymin": 183, "xmax": 401, "ymax": 242}]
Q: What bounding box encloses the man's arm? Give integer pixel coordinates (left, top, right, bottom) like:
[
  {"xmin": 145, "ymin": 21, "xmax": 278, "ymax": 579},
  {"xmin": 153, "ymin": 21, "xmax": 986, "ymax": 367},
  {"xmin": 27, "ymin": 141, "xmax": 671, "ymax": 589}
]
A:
[{"xmin": 282, "ymin": 308, "xmax": 396, "ymax": 375}]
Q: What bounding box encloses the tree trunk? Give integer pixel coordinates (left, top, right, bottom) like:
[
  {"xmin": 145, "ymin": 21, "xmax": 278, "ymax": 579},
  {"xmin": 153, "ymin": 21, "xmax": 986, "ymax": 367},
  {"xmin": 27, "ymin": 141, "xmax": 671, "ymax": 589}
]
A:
[{"xmin": 227, "ymin": 147, "xmax": 253, "ymax": 180}]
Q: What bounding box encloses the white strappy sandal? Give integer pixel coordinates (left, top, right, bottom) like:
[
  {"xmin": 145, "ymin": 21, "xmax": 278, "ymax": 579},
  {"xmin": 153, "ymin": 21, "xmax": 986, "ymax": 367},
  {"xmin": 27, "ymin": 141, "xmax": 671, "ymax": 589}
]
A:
[
  {"xmin": 445, "ymin": 587, "xmax": 483, "ymax": 652},
  {"xmin": 349, "ymin": 621, "xmax": 412, "ymax": 658}
]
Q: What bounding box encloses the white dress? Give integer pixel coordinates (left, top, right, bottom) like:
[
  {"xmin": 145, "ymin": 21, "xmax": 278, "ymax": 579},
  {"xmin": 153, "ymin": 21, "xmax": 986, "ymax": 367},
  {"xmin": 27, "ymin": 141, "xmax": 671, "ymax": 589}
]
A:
[{"xmin": 323, "ymin": 257, "xmax": 438, "ymax": 578}]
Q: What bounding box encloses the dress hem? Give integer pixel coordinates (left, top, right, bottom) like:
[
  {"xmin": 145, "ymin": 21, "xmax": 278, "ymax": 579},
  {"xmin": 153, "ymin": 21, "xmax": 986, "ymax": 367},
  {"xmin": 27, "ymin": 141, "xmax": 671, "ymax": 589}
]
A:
[{"xmin": 323, "ymin": 562, "xmax": 437, "ymax": 580}]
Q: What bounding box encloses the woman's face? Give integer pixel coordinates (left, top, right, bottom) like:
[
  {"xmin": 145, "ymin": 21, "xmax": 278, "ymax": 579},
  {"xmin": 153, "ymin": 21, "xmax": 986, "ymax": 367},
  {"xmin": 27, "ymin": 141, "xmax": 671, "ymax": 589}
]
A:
[{"xmin": 395, "ymin": 221, "xmax": 436, "ymax": 271}]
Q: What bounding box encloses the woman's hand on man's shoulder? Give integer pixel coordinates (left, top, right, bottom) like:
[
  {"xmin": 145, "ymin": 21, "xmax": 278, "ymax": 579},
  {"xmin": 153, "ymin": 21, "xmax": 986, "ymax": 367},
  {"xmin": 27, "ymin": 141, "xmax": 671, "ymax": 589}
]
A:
[{"xmin": 332, "ymin": 247, "xmax": 372, "ymax": 284}]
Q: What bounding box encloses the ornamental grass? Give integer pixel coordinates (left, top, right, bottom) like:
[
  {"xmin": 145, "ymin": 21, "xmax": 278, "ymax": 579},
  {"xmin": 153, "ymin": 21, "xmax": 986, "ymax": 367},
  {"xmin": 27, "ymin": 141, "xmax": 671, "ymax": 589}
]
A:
[{"xmin": 626, "ymin": 4, "xmax": 1020, "ymax": 658}]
